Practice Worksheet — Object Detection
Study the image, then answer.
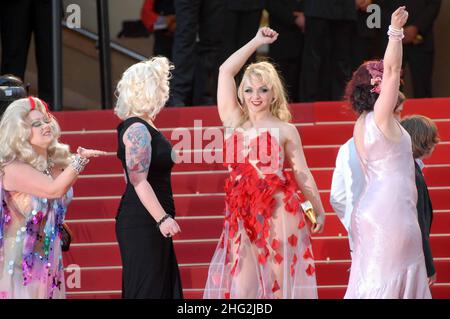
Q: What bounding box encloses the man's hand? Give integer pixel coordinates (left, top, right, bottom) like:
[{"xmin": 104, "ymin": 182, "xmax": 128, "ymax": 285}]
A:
[
  {"xmin": 165, "ymin": 15, "xmax": 176, "ymax": 33},
  {"xmin": 356, "ymin": 0, "xmax": 372, "ymax": 11},
  {"xmin": 293, "ymin": 11, "xmax": 305, "ymax": 32},
  {"xmin": 403, "ymin": 25, "xmax": 419, "ymax": 44},
  {"xmin": 428, "ymin": 273, "xmax": 437, "ymax": 286}
]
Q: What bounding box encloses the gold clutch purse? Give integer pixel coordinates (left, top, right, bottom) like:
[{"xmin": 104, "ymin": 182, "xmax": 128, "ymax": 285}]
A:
[{"xmin": 301, "ymin": 200, "xmax": 317, "ymax": 225}]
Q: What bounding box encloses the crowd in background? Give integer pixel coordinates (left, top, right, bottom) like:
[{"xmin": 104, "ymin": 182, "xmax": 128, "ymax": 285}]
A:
[
  {"xmin": 0, "ymin": 0, "xmax": 442, "ymax": 110},
  {"xmin": 0, "ymin": 2, "xmax": 443, "ymax": 300},
  {"xmin": 141, "ymin": 0, "xmax": 441, "ymax": 106}
]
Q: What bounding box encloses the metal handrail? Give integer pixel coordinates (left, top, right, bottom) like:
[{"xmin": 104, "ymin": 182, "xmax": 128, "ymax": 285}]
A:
[
  {"xmin": 61, "ymin": 22, "xmax": 147, "ymax": 62},
  {"xmin": 52, "ymin": 2, "xmax": 147, "ymax": 111},
  {"xmin": 96, "ymin": 0, "xmax": 112, "ymax": 110},
  {"xmin": 51, "ymin": 0, "xmax": 62, "ymax": 111}
]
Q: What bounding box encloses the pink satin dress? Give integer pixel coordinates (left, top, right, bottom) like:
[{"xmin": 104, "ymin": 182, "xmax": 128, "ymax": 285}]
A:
[{"xmin": 345, "ymin": 112, "xmax": 431, "ymax": 299}]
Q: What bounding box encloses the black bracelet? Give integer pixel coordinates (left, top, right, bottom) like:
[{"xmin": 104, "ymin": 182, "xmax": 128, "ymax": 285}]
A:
[{"xmin": 156, "ymin": 214, "xmax": 171, "ymax": 228}]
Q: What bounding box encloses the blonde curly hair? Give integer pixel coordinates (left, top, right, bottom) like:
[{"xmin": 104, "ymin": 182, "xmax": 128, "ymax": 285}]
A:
[
  {"xmin": 0, "ymin": 97, "xmax": 72, "ymax": 173},
  {"xmin": 237, "ymin": 61, "xmax": 292, "ymax": 125},
  {"xmin": 114, "ymin": 56, "xmax": 174, "ymax": 120}
]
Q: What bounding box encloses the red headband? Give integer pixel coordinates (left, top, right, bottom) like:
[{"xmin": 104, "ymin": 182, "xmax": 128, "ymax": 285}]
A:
[
  {"xmin": 28, "ymin": 96, "xmax": 36, "ymax": 110},
  {"xmin": 28, "ymin": 96, "xmax": 52, "ymax": 118}
]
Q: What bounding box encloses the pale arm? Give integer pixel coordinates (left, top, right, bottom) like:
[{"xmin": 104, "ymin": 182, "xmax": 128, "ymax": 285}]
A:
[
  {"xmin": 3, "ymin": 148, "xmax": 105, "ymax": 198},
  {"xmin": 374, "ymin": 6, "xmax": 408, "ymax": 130},
  {"xmin": 284, "ymin": 124, "xmax": 326, "ymax": 233},
  {"xmin": 217, "ymin": 27, "xmax": 279, "ymax": 126},
  {"xmin": 3, "ymin": 161, "xmax": 79, "ymax": 199}
]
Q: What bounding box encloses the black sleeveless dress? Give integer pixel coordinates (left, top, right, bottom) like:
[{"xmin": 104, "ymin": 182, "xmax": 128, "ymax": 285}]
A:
[{"xmin": 115, "ymin": 117, "xmax": 183, "ymax": 299}]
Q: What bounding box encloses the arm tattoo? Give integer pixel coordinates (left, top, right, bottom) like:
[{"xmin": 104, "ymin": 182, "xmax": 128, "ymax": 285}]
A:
[{"xmin": 125, "ymin": 124, "xmax": 152, "ymax": 174}]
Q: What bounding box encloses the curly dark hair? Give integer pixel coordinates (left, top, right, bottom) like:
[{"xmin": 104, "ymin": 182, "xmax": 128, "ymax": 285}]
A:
[{"xmin": 345, "ymin": 60, "xmax": 383, "ymax": 115}]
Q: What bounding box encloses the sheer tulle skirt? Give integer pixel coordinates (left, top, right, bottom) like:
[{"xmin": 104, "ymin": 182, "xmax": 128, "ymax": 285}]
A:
[{"xmin": 204, "ymin": 194, "xmax": 318, "ymax": 299}]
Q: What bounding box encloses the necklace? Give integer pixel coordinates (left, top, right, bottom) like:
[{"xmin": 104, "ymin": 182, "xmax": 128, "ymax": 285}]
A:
[{"xmin": 43, "ymin": 159, "xmax": 54, "ymax": 177}]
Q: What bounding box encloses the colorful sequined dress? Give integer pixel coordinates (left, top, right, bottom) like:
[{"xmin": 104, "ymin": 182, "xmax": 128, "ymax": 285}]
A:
[
  {"xmin": 0, "ymin": 180, "xmax": 72, "ymax": 299},
  {"xmin": 203, "ymin": 128, "xmax": 318, "ymax": 299}
]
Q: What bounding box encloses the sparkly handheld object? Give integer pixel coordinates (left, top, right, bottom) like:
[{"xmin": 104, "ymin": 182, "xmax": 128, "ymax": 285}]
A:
[{"xmin": 301, "ymin": 200, "xmax": 317, "ymax": 225}]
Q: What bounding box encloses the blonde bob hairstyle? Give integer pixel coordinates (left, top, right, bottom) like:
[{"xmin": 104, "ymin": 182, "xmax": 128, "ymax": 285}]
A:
[
  {"xmin": 0, "ymin": 97, "xmax": 71, "ymax": 174},
  {"xmin": 114, "ymin": 56, "xmax": 174, "ymax": 120},
  {"xmin": 237, "ymin": 61, "xmax": 292, "ymax": 125}
]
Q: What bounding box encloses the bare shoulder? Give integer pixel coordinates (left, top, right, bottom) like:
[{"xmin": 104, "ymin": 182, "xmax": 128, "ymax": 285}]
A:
[
  {"xmin": 267, "ymin": 121, "xmax": 299, "ymax": 149},
  {"xmin": 2, "ymin": 160, "xmax": 35, "ymax": 187},
  {"xmin": 281, "ymin": 122, "xmax": 297, "ymax": 133},
  {"xmin": 124, "ymin": 122, "xmax": 148, "ymax": 135},
  {"xmin": 3, "ymin": 160, "xmax": 27, "ymax": 172},
  {"xmin": 123, "ymin": 122, "xmax": 152, "ymax": 145},
  {"xmin": 353, "ymin": 115, "xmax": 366, "ymax": 136},
  {"xmin": 279, "ymin": 122, "xmax": 299, "ymax": 140}
]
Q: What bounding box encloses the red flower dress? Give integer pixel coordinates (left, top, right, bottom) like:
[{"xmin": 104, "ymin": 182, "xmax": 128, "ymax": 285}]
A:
[{"xmin": 203, "ymin": 128, "xmax": 318, "ymax": 299}]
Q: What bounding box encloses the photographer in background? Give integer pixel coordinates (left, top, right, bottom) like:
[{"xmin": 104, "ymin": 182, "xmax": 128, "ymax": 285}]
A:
[
  {"xmin": 0, "ymin": 1, "xmax": 54, "ymax": 109},
  {"xmin": 0, "ymin": 74, "xmax": 27, "ymax": 117},
  {"xmin": 141, "ymin": 0, "xmax": 176, "ymax": 59}
]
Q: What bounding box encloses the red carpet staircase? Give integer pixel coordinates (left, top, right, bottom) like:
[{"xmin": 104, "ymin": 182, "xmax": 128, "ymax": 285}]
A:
[{"xmin": 55, "ymin": 99, "xmax": 450, "ymax": 299}]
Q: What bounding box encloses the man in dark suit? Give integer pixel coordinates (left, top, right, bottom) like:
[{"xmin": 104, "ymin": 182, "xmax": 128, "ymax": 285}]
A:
[
  {"xmin": 221, "ymin": 0, "xmax": 265, "ymax": 66},
  {"xmin": 140, "ymin": 0, "xmax": 176, "ymax": 60},
  {"xmin": 299, "ymin": 0, "xmax": 359, "ymax": 102},
  {"xmin": 351, "ymin": 1, "xmax": 379, "ymax": 72},
  {"xmin": 169, "ymin": 0, "xmax": 225, "ymax": 107},
  {"xmin": 0, "ymin": 0, "xmax": 54, "ymax": 109},
  {"xmin": 414, "ymin": 160, "xmax": 436, "ymax": 284},
  {"xmin": 267, "ymin": 0, "xmax": 304, "ymax": 102},
  {"xmin": 379, "ymin": 0, "xmax": 442, "ymax": 98},
  {"xmin": 401, "ymin": 115, "xmax": 440, "ymax": 286}
]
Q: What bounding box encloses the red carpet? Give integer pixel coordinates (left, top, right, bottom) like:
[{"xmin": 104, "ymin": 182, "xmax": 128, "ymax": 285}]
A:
[{"xmin": 53, "ymin": 98, "xmax": 450, "ymax": 299}]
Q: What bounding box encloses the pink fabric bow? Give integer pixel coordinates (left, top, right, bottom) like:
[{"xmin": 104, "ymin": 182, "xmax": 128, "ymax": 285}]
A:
[
  {"xmin": 366, "ymin": 60, "xmax": 384, "ymax": 95},
  {"xmin": 370, "ymin": 77, "xmax": 382, "ymax": 94}
]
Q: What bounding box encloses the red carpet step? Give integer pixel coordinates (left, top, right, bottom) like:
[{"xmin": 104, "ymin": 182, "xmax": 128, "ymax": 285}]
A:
[
  {"xmin": 60, "ymin": 121, "xmax": 450, "ymax": 154},
  {"xmin": 54, "ymin": 98, "xmax": 450, "ymax": 131},
  {"xmin": 64, "ymin": 260, "xmax": 450, "ymax": 299},
  {"xmin": 66, "ymin": 188, "xmax": 450, "ymax": 221},
  {"xmin": 72, "ymin": 166, "xmax": 449, "ymax": 197},
  {"xmin": 65, "ymin": 212, "xmax": 450, "ymax": 244},
  {"xmin": 80, "ymin": 142, "xmax": 450, "ymax": 175},
  {"xmin": 63, "ymin": 235, "xmax": 450, "ymax": 268},
  {"xmin": 63, "ymin": 259, "xmax": 450, "ymax": 292},
  {"xmin": 53, "ymin": 98, "xmax": 450, "ymax": 298}
]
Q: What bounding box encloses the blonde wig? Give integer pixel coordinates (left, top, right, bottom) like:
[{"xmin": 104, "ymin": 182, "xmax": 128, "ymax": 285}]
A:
[
  {"xmin": 237, "ymin": 61, "xmax": 292, "ymax": 125},
  {"xmin": 0, "ymin": 97, "xmax": 71, "ymax": 174},
  {"xmin": 114, "ymin": 56, "xmax": 174, "ymax": 120}
]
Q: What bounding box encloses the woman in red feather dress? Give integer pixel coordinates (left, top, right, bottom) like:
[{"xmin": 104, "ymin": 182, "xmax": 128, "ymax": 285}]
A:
[{"xmin": 203, "ymin": 27, "xmax": 326, "ymax": 299}]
